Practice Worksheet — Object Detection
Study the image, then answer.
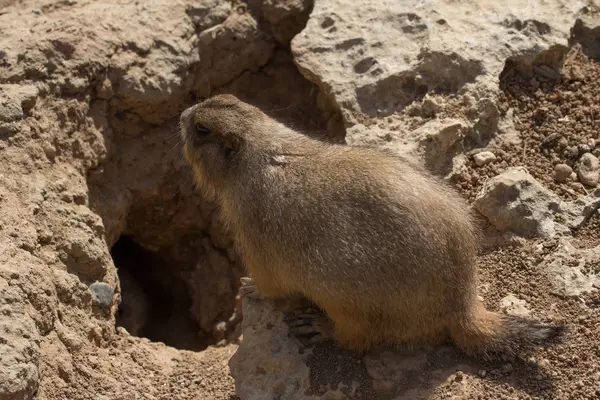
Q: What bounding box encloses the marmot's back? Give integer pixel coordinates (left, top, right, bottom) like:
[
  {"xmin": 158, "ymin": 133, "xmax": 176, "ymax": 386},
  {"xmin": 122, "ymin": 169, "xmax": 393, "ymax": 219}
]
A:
[{"xmin": 234, "ymin": 146, "xmax": 478, "ymax": 303}]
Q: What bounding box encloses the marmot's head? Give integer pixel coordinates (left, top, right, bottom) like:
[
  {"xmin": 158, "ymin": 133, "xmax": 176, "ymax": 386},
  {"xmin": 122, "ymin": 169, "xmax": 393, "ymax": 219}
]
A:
[{"xmin": 179, "ymin": 94, "xmax": 268, "ymax": 198}]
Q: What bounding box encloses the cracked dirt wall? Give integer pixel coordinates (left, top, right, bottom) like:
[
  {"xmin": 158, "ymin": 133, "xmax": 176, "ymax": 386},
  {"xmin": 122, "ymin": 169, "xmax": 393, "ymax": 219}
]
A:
[{"xmin": 0, "ymin": 1, "xmax": 328, "ymax": 399}]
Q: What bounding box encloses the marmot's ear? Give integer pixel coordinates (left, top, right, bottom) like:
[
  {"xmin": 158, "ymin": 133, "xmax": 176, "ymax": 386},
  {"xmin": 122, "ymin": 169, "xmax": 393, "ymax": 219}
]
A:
[{"xmin": 223, "ymin": 135, "xmax": 241, "ymax": 158}]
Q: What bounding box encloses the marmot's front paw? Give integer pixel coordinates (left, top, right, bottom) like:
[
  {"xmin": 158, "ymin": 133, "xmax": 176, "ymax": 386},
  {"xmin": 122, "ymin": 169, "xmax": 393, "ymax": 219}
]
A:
[{"xmin": 239, "ymin": 277, "xmax": 261, "ymax": 300}]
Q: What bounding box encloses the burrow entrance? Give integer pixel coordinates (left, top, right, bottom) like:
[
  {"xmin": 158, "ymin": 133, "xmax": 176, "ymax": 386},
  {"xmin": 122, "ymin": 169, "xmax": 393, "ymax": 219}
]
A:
[{"xmin": 111, "ymin": 236, "xmax": 212, "ymax": 351}]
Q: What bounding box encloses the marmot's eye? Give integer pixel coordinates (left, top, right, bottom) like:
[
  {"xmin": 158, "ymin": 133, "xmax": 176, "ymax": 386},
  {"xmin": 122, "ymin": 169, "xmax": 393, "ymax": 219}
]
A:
[{"xmin": 195, "ymin": 123, "xmax": 211, "ymax": 136}]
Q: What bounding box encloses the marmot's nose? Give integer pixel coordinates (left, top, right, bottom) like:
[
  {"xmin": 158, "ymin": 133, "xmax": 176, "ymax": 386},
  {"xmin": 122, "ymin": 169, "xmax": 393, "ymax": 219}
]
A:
[{"xmin": 180, "ymin": 105, "xmax": 196, "ymax": 123}]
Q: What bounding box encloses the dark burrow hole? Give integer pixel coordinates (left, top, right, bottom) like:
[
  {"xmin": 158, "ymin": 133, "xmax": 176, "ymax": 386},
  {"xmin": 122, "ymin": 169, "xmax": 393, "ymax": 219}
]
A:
[{"xmin": 111, "ymin": 235, "xmax": 214, "ymax": 351}]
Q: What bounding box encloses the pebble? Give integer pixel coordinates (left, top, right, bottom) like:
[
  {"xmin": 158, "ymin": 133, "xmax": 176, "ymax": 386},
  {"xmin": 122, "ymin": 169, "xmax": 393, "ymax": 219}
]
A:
[
  {"xmin": 554, "ymin": 163, "xmax": 573, "ymax": 183},
  {"xmin": 578, "ymin": 144, "xmax": 591, "ymax": 154},
  {"xmin": 570, "ymin": 182, "xmax": 586, "ymax": 193},
  {"xmin": 42, "ymin": 142, "xmax": 57, "ymax": 160},
  {"xmin": 558, "ymin": 137, "xmax": 568, "ymax": 148},
  {"xmin": 90, "ymin": 281, "xmax": 114, "ymax": 307},
  {"xmin": 565, "ymin": 146, "xmax": 580, "ymax": 159},
  {"xmin": 473, "ymin": 151, "xmax": 496, "ymax": 166},
  {"xmin": 577, "ymin": 153, "xmax": 599, "ymax": 187},
  {"xmin": 32, "ymin": 8, "xmax": 43, "ymax": 14},
  {"xmin": 538, "ymin": 358, "xmax": 551, "ymax": 368}
]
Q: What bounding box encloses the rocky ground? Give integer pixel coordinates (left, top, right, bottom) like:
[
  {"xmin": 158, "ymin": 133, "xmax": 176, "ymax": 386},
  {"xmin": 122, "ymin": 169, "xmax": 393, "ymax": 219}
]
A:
[{"xmin": 1, "ymin": 0, "xmax": 599, "ymax": 400}]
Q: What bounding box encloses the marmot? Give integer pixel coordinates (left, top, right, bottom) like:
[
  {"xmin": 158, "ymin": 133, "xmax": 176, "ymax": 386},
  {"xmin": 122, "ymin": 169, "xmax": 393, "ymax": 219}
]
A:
[{"xmin": 178, "ymin": 94, "xmax": 565, "ymax": 359}]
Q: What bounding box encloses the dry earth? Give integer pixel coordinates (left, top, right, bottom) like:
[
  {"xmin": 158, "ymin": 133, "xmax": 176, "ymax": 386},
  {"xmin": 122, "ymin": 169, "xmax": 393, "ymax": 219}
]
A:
[{"xmin": 0, "ymin": 1, "xmax": 599, "ymax": 400}]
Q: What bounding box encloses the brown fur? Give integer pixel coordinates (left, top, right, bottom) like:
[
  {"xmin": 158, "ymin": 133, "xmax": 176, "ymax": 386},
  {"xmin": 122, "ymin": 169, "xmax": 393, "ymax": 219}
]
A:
[{"xmin": 178, "ymin": 94, "xmax": 566, "ymax": 359}]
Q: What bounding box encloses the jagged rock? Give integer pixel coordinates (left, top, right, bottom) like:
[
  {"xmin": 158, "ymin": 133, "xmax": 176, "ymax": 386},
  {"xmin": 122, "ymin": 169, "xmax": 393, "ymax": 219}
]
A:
[
  {"xmin": 262, "ymin": 0, "xmax": 313, "ymax": 45},
  {"xmin": 291, "ymin": 0, "xmax": 585, "ymax": 157},
  {"xmin": 540, "ymin": 238, "xmax": 600, "ymax": 297},
  {"xmin": 571, "ymin": 17, "xmax": 600, "ymax": 59},
  {"xmin": 474, "ymin": 167, "xmax": 561, "ymax": 238},
  {"xmin": 556, "ymin": 189, "xmax": 600, "ymax": 230},
  {"xmin": 229, "ymin": 295, "xmax": 474, "ymax": 400},
  {"xmin": 228, "ymin": 298, "xmax": 322, "ymax": 400}
]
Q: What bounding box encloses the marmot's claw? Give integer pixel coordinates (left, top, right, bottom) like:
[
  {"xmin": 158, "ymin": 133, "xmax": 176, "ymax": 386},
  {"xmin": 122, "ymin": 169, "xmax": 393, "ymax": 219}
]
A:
[
  {"xmin": 287, "ymin": 309, "xmax": 332, "ymax": 346},
  {"xmin": 239, "ymin": 277, "xmax": 260, "ymax": 300},
  {"xmin": 240, "ymin": 276, "xmax": 255, "ymax": 286}
]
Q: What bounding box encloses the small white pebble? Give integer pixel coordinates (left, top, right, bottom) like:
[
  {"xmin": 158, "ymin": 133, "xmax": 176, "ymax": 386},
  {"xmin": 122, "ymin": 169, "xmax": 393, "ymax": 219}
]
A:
[
  {"xmin": 578, "ymin": 153, "xmax": 599, "ymax": 187},
  {"xmin": 538, "ymin": 358, "xmax": 551, "ymax": 368},
  {"xmin": 473, "ymin": 151, "xmax": 496, "ymax": 167}
]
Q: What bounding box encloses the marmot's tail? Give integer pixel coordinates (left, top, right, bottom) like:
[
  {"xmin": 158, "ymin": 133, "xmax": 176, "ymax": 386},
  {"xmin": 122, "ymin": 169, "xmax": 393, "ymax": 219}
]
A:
[{"xmin": 449, "ymin": 303, "xmax": 566, "ymax": 359}]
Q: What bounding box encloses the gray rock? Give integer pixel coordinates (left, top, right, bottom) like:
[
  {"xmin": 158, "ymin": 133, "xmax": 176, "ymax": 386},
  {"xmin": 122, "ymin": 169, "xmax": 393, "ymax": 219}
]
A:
[
  {"xmin": 556, "ymin": 189, "xmax": 600, "ymax": 230},
  {"xmin": 228, "ymin": 298, "xmax": 317, "ymax": 400},
  {"xmin": 474, "ymin": 167, "xmax": 561, "ymax": 238},
  {"xmin": 89, "ymin": 282, "xmax": 114, "ymax": 308},
  {"xmin": 540, "ymin": 238, "xmax": 600, "ymax": 297},
  {"xmin": 577, "ymin": 153, "xmax": 600, "ymax": 187},
  {"xmin": 554, "ymin": 163, "xmax": 573, "ymax": 183},
  {"xmin": 229, "ymin": 294, "xmax": 473, "ymax": 400},
  {"xmin": 291, "ymin": 0, "xmax": 580, "ymax": 156},
  {"xmin": 500, "ymin": 294, "xmax": 531, "ymax": 317}
]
